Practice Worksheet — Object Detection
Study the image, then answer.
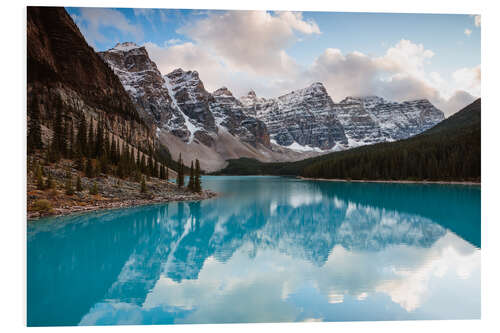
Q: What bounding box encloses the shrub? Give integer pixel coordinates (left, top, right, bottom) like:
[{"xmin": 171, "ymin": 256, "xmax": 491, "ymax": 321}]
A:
[{"xmin": 32, "ymin": 199, "xmax": 53, "ymax": 213}]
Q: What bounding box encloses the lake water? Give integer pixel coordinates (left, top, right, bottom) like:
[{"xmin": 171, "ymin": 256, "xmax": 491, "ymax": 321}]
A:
[{"xmin": 27, "ymin": 176, "xmax": 481, "ymax": 326}]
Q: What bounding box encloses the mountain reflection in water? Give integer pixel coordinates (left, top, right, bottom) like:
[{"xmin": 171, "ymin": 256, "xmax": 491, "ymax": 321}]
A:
[{"xmin": 27, "ymin": 176, "xmax": 481, "ymax": 326}]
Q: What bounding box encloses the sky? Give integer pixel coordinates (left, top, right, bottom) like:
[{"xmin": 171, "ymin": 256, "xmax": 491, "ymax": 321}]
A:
[{"xmin": 66, "ymin": 7, "xmax": 481, "ymax": 116}]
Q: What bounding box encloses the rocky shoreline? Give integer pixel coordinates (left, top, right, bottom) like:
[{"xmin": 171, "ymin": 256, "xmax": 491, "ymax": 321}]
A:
[{"xmin": 27, "ymin": 189, "xmax": 217, "ymax": 220}]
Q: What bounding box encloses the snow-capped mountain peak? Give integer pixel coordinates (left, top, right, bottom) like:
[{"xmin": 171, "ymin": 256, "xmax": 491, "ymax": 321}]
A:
[{"xmin": 110, "ymin": 42, "xmax": 142, "ymax": 52}]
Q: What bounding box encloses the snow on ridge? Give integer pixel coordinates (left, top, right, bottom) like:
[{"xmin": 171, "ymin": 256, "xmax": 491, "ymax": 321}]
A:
[
  {"xmin": 163, "ymin": 75, "xmax": 201, "ymax": 144},
  {"xmin": 111, "ymin": 42, "xmax": 141, "ymax": 52}
]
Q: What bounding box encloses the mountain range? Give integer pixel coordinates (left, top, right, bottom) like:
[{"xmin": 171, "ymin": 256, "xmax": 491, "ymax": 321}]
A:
[
  {"xmin": 217, "ymin": 98, "xmax": 480, "ymax": 182},
  {"xmin": 28, "ymin": 7, "xmax": 446, "ymax": 173},
  {"xmin": 99, "ymin": 42, "xmax": 445, "ymax": 171}
]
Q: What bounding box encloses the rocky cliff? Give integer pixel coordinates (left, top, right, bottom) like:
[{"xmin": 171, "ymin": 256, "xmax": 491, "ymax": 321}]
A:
[
  {"xmin": 99, "ymin": 45, "xmax": 271, "ymax": 150},
  {"xmin": 240, "ymin": 86, "xmax": 445, "ymax": 151},
  {"xmin": 334, "ymin": 96, "xmax": 445, "ymax": 146},
  {"xmin": 240, "ymin": 83, "xmax": 348, "ymax": 150},
  {"xmin": 27, "ymin": 7, "xmax": 153, "ymax": 151}
]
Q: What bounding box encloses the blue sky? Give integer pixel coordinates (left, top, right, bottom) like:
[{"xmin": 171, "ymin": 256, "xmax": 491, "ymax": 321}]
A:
[{"xmin": 66, "ymin": 7, "xmax": 481, "ymax": 115}]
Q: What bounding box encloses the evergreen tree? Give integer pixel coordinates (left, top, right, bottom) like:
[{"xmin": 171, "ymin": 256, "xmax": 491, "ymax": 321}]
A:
[
  {"xmin": 87, "ymin": 120, "xmax": 94, "ymax": 158},
  {"xmin": 44, "ymin": 140, "xmax": 52, "ymax": 164},
  {"xmin": 65, "ymin": 174, "xmax": 74, "ymax": 195},
  {"xmin": 76, "ymin": 175, "xmax": 83, "ymax": 191},
  {"xmin": 95, "ymin": 118, "xmax": 104, "ymax": 158},
  {"xmin": 187, "ymin": 161, "xmax": 195, "ymax": 191},
  {"xmin": 75, "ymin": 151, "xmax": 84, "ymax": 171},
  {"xmin": 95, "ymin": 159, "xmax": 101, "ymax": 176},
  {"xmin": 140, "ymin": 154, "xmax": 146, "ymax": 174},
  {"xmin": 27, "ymin": 97, "xmax": 43, "ymax": 153},
  {"xmin": 153, "ymin": 162, "xmax": 159, "ymax": 178},
  {"xmin": 110, "ymin": 137, "xmax": 117, "ymax": 164},
  {"xmin": 77, "ymin": 116, "xmax": 87, "ymax": 156},
  {"xmin": 176, "ymin": 153, "xmax": 184, "ymax": 188},
  {"xmin": 103, "ymin": 131, "xmax": 110, "ymax": 158},
  {"xmin": 89, "ymin": 181, "xmax": 98, "ymax": 195},
  {"xmin": 51, "ymin": 102, "xmax": 65, "ymax": 159},
  {"xmin": 136, "ymin": 151, "xmax": 141, "ymax": 171},
  {"xmin": 36, "ymin": 165, "xmax": 44, "ymax": 190},
  {"xmin": 166, "ymin": 167, "xmax": 169, "ymax": 181},
  {"xmin": 45, "ymin": 173, "xmax": 54, "ymax": 190},
  {"xmin": 61, "ymin": 115, "xmax": 67, "ymax": 158},
  {"xmin": 140, "ymin": 176, "xmax": 147, "ymax": 193},
  {"xmin": 100, "ymin": 153, "xmax": 109, "ymax": 174},
  {"xmin": 148, "ymin": 155, "xmax": 154, "ymax": 176},
  {"xmin": 67, "ymin": 120, "xmax": 74, "ymax": 159},
  {"xmin": 85, "ymin": 158, "xmax": 94, "ymax": 178},
  {"xmin": 194, "ymin": 159, "xmax": 202, "ymax": 193},
  {"xmin": 160, "ymin": 164, "xmax": 165, "ymax": 180}
]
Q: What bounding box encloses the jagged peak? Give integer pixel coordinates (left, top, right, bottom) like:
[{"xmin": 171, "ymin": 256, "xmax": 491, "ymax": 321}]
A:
[
  {"xmin": 340, "ymin": 96, "xmax": 387, "ymax": 104},
  {"xmin": 213, "ymin": 86, "xmax": 233, "ymax": 97},
  {"xmin": 166, "ymin": 68, "xmax": 200, "ymax": 81},
  {"xmin": 309, "ymin": 82, "xmax": 325, "ymax": 89},
  {"xmin": 247, "ymin": 89, "xmax": 257, "ymax": 97},
  {"xmin": 110, "ymin": 42, "xmax": 142, "ymax": 52}
]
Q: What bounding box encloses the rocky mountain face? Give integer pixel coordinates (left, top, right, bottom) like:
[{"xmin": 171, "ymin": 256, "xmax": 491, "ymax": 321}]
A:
[
  {"xmin": 27, "ymin": 7, "xmax": 153, "ymax": 151},
  {"xmin": 334, "ymin": 96, "xmax": 445, "ymax": 146},
  {"xmin": 240, "ymin": 86, "xmax": 445, "ymax": 151},
  {"xmin": 211, "ymin": 87, "xmax": 271, "ymax": 148},
  {"xmin": 240, "ymin": 83, "xmax": 348, "ymax": 150},
  {"xmin": 99, "ymin": 45, "xmax": 271, "ymax": 150},
  {"xmin": 97, "ymin": 43, "xmax": 181, "ymax": 129}
]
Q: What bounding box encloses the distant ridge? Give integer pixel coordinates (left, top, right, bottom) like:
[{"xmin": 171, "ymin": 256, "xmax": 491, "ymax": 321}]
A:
[{"xmin": 217, "ymin": 98, "xmax": 480, "ymax": 182}]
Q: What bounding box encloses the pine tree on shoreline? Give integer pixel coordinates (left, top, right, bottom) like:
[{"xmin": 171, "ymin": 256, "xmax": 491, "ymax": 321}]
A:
[
  {"xmin": 176, "ymin": 153, "xmax": 184, "ymax": 188},
  {"xmin": 188, "ymin": 161, "xmax": 195, "ymax": 191},
  {"xmin": 194, "ymin": 159, "xmax": 202, "ymax": 193}
]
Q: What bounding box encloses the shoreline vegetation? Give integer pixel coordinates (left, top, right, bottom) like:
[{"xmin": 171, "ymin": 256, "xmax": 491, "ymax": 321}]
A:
[
  {"xmin": 27, "ymin": 155, "xmax": 216, "ymax": 220},
  {"xmin": 297, "ymin": 176, "xmax": 480, "ymax": 186}
]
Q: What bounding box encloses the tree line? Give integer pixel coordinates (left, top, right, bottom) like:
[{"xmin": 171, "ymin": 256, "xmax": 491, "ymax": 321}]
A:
[{"xmin": 27, "ymin": 96, "xmax": 204, "ymax": 193}]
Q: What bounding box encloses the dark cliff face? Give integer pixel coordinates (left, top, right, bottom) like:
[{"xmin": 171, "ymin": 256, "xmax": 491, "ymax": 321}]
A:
[
  {"xmin": 27, "ymin": 7, "xmax": 153, "ymax": 149},
  {"xmin": 165, "ymin": 69, "xmax": 217, "ymax": 134},
  {"xmin": 211, "ymin": 87, "xmax": 271, "ymax": 148},
  {"xmin": 240, "ymin": 83, "xmax": 348, "ymax": 150}
]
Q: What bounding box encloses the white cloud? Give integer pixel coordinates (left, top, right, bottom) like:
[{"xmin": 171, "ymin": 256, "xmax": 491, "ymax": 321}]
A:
[
  {"xmin": 464, "ymin": 28, "xmax": 472, "ymax": 36},
  {"xmin": 377, "ymin": 39, "xmax": 435, "ymax": 79},
  {"xmin": 452, "ymin": 65, "xmax": 481, "ymax": 97},
  {"xmin": 143, "ymin": 11, "xmax": 478, "ymax": 117},
  {"xmin": 74, "ymin": 8, "xmax": 143, "ymax": 46},
  {"xmin": 165, "ymin": 38, "xmax": 182, "ymax": 45},
  {"xmin": 275, "ymin": 11, "xmax": 321, "ymax": 34},
  {"xmin": 177, "ymin": 10, "xmax": 320, "ymax": 76}
]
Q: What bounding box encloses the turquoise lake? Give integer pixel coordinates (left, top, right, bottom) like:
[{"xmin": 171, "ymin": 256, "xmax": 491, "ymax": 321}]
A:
[{"xmin": 27, "ymin": 176, "xmax": 481, "ymax": 326}]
